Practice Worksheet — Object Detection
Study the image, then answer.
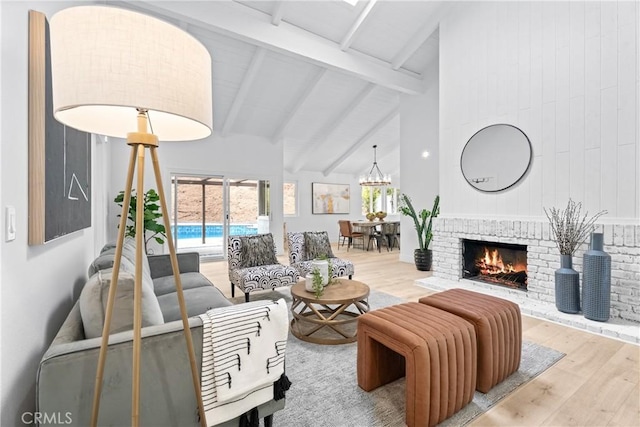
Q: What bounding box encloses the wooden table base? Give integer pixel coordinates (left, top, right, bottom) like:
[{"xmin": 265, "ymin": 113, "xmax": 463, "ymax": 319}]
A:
[{"xmin": 290, "ymin": 279, "xmax": 370, "ymax": 345}]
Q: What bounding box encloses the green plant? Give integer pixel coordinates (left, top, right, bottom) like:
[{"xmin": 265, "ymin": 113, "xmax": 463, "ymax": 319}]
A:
[
  {"xmin": 399, "ymin": 194, "xmax": 440, "ymax": 251},
  {"xmin": 311, "ymin": 267, "xmax": 324, "ymax": 299},
  {"xmin": 114, "ymin": 188, "xmax": 167, "ymax": 254},
  {"xmin": 544, "ymin": 199, "xmax": 607, "ymax": 255}
]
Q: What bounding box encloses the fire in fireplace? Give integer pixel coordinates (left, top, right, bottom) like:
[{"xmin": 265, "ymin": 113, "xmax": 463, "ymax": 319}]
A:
[{"xmin": 462, "ymin": 239, "xmax": 527, "ymax": 290}]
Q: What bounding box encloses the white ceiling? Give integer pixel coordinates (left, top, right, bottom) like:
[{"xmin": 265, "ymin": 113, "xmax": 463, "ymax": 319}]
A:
[{"xmin": 113, "ymin": 0, "xmax": 445, "ymax": 179}]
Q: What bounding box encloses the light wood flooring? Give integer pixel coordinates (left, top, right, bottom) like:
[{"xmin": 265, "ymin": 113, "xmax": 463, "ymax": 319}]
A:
[{"xmin": 200, "ymin": 244, "xmax": 640, "ymax": 427}]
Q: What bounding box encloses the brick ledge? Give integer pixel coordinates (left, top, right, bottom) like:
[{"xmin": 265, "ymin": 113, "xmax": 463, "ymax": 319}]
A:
[{"xmin": 416, "ymin": 276, "xmax": 640, "ymax": 345}]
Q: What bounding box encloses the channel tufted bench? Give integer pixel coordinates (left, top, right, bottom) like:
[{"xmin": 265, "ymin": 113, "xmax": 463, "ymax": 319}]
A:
[
  {"xmin": 419, "ymin": 288, "xmax": 522, "ymax": 393},
  {"xmin": 357, "ymin": 303, "xmax": 477, "ymax": 427}
]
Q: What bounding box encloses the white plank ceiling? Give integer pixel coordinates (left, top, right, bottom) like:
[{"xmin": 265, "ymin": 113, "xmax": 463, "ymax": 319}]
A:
[{"xmin": 113, "ymin": 0, "xmax": 444, "ymax": 178}]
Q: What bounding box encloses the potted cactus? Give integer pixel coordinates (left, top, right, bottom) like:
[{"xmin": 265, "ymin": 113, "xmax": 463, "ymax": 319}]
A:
[{"xmin": 399, "ymin": 194, "xmax": 440, "ymax": 271}]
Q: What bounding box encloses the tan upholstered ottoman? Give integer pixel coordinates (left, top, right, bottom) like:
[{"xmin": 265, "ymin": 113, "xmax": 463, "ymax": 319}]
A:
[
  {"xmin": 357, "ymin": 303, "xmax": 477, "ymax": 427},
  {"xmin": 419, "ymin": 288, "xmax": 522, "ymax": 393}
]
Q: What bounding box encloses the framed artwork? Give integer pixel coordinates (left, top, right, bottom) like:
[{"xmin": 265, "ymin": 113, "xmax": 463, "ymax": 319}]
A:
[
  {"xmin": 28, "ymin": 11, "xmax": 92, "ymax": 245},
  {"xmin": 312, "ymin": 183, "xmax": 350, "ymax": 214}
]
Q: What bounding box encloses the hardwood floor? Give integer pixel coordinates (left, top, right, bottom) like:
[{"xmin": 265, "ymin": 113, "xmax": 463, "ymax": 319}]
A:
[{"xmin": 200, "ymin": 244, "xmax": 640, "ymax": 426}]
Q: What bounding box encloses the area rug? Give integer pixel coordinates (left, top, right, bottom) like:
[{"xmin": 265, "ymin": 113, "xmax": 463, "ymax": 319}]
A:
[{"xmin": 232, "ymin": 288, "xmax": 565, "ymax": 426}]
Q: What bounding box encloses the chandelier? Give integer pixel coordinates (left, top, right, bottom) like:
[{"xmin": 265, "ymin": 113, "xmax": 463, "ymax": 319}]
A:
[{"xmin": 360, "ymin": 145, "xmax": 391, "ymax": 186}]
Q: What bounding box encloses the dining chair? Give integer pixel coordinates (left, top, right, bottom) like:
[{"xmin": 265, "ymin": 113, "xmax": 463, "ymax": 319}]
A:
[
  {"xmin": 368, "ymin": 222, "xmax": 399, "ymax": 252},
  {"xmin": 338, "ymin": 220, "xmax": 365, "ymax": 251},
  {"xmin": 386, "ymin": 222, "xmax": 400, "ymax": 250},
  {"xmin": 364, "ymin": 223, "xmax": 380, "ymax": 251}
]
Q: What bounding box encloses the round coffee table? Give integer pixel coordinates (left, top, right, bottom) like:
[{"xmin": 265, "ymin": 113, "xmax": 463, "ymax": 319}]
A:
[{"xmin": 290, "ymin": 279, "xmax": 370, "ymax": 345}]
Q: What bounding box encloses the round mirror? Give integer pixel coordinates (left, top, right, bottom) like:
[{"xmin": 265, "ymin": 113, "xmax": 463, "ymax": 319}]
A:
[{"xmin": 460, "ymin": 124, "xmax": 532, "ymax": 192}]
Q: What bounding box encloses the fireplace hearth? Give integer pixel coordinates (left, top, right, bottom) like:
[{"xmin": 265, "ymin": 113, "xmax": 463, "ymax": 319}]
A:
[
  {"xmin": 462, "ymin": 239, "xmax": 527, "ymax": 290},
  {"xmin": 432, "ymin": 217, "xmax": 636, "ymax": 323}
]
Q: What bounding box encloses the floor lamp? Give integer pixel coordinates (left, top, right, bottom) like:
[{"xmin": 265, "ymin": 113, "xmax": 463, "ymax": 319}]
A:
[{"xmin": 49, "ymin": 6, "xmax": 212, "ymax": 426}]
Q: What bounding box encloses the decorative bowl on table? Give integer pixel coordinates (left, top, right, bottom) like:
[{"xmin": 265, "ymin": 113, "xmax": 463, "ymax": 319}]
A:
[
  {"xmin": 376, "ymin": 211, "xmax": 387, "ymax": 221},
  {"xmin": 366, "ymin": 212, "xmax": 376, "ymax": 221}
]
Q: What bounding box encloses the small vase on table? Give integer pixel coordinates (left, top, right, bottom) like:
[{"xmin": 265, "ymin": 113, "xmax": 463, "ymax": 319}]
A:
[
  {"xmin": 311, "ymin": 259, "xmax": 329, "ymax": 285},
  {"xmin": 305, "ymin": 274, "xmax": 314, "ymax": 292}
]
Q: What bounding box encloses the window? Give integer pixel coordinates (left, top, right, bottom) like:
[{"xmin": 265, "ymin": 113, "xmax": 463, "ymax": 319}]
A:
[
  {"xmin": 386, "ymin": 187, "xmax": 400, "ymax": 214},
  {"xmin": 361, "ymin": 186, "xmax": 400, "ymax": 215},
  {"xmin": 283, "ymin": 182, "xmax": 298, "ymax": 216},
  {"xmin": 361, "ymin": 186, "xmax": 381, "ymax": 215}
]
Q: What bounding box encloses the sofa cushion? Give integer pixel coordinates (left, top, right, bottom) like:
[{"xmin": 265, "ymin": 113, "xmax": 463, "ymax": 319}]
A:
[
  {"xmin": 153, "ymin": 272, "xmax": 213, "ymax": 296},
  {"xmin": 91, "ymin": 238, "xmax": 151, "ymax": 279},
  {"xmin": 240, "ymin": 234, "xmax": 279, "ymax": 268},
  {"xmin": 79, "ymin": 269, "xmax": 165, "ymax": 339},
  {"xmin": 304, "ymin": 231, "xmax": 335, "ymax": 260},
  {"xmin": 88, "ymin": 251, "xmax": 135, "ymax": 277},
  {"xmin": 88, "ymin": 251, "xmax": 156, "ymax": 297},
  {"xmin": 157, "ymin": 286, "xmax": 232, "ymax": 323}
]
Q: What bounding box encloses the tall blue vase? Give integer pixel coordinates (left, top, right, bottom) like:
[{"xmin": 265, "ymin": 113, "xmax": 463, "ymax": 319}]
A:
[
  {"xmin": 555, "ymin": 254, "xmax": 580, "ymax": 314},
  {"xmin": 582, "ymin": 232, "xmax": 611, "ymax": 322}
]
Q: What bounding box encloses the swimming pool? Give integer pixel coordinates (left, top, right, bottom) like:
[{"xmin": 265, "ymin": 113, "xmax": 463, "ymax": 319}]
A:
[{"xmin": 172, "ymin": 223, "xmax": 258, "ymax": 239}]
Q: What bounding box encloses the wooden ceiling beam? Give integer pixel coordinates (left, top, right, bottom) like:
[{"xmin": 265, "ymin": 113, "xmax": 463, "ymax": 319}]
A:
[
  {"xmin": 390, "ymin": 3, "xmax": 448, "ymax": 71},
  {"xmin": 271, "ymin": 68, "xmax": 327, "ymax": 143},
  {"xmin": 291, "ymin": 83, "xmax": 376, "ymax": 173},
  {"xmin": 322, "ymin": 107, "xmax": 398, "ymax": 176},
  {"xmin": 340, "ymin": 0, "xmax": 378, "ymax": 51},
  {"xmin": 221, "ymin": 47, "xmax": 266, "ymax": 136},
  {"xmin": 123, "ymin": 0, "xmax": 424, "ymax": 94},
  {"xmin": 270, "ymin": 1, "xmax": 285, "ymax": 26}
]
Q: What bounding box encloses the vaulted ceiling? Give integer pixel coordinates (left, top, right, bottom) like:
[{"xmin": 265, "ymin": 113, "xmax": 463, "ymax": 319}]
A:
[{"xmin": 114, "ymin": 0, "xmax": 445, "ymax": 179}]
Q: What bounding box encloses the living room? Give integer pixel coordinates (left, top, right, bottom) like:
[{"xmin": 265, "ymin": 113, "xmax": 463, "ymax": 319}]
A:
[{"xmin": 1, "ymin": 1, "xmax": 639, "ymax": 426}]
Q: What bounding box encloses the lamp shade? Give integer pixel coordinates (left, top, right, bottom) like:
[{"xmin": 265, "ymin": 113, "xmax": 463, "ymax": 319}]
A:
[{"xmin": 49, "ymin": 6, "xmax": 213, "ymax": 141}]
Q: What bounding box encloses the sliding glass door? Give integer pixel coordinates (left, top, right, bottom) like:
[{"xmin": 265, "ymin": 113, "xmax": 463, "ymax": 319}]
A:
[
  {"xmin": 171, "ymin": 175, "xmax": 225, "ymax": 258},
  {"xmin": 171, "ymin": 174, "xmax": 270, "ymax": 260}
]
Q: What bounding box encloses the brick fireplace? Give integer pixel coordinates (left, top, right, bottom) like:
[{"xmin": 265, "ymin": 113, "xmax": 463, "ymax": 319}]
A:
[
  {"xmin": 431, "ymin": 218, "xmax": 640, "ymax": 323},
  {"xmin": 462, "ymin": 239, "xmax": 527, "ymax": 290}
]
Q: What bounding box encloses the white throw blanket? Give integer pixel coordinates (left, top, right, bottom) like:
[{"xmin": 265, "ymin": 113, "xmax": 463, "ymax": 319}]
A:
[{"xmin": 199, "ymin": 299, "xmax": 288, "ymax": 425}]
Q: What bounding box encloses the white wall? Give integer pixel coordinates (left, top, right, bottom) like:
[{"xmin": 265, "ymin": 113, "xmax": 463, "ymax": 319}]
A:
[
  {"xmin": 398, "ymin": 66, "xmax": 440, "ymax": 263},
  {"xmin": 107, "ymin": 135, "xmax": 381, "ymax": 257},
  {"xmin": 439, "ymin": 1, "xmax": 639, "ymax": 221},
  {"xmin": 0, "ymin": 2, "xmax": 4, "ymax": 424},
  {"xmin": 0, "ymin": 2, "xmax": 106, "ymax": 425},
  {"xmin": 108, "ymin": 133, "xmax": 287, "ymax": 252},
  {"xmin": 283, "ymin": 170, "xmax": 368, "ymax": 246}
]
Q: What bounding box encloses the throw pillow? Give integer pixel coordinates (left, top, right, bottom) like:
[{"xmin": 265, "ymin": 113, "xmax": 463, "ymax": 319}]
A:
[
  {"xmin": 92, "ymin": 238, "xmax": 151, "ymax": 280},
  {"xmin": 88, "ymin": 251, "xmax": 136, "ymax": 277},
  {"xmin": 79, "ymin": 268, "xmax": 164, "ymax": 339},
  {"xmin": 304, "ymin": 231, "xmax": 335, "ymax": 260},
  {"xmin": 240, "ymin": 234, "xmax": 279, "ymax": 268}
]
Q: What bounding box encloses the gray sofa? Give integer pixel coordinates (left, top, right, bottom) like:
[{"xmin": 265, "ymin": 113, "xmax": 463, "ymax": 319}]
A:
[{"xmin": 36, "ymin": 239, "xmax": 285, "ymax": 426}]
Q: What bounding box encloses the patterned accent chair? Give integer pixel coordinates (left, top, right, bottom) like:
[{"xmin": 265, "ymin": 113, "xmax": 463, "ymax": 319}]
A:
[
  {"xmin": 228, "ymin": 233, "xmax": 299, "ymax": 302},
  {"xmin": 286, "ymin": 231, "xmax": 355, "ymax": 279}
]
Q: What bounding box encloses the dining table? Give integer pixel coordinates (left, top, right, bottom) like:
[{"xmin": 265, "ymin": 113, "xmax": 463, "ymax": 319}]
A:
[{"xmin": 352, "ymin": 220, "xmax": 400, "ymax": 251}]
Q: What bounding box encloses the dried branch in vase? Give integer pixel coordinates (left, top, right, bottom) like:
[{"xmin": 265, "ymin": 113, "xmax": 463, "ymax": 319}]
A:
[{"xmin": 544, "ymin": 199, "xmax": 607, "ymax": 255}]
